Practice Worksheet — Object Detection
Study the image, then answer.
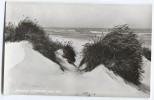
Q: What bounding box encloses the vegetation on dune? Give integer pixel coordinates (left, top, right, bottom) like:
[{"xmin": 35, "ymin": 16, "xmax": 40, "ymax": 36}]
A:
[
  {"xmin": 5, "ymin": 18, "xmax": 149, "ymax": 84},
  {"xmin": 142, "ymin": 47, "xmax": 151, "ymax": 61},
  {"xmin": 4, "ymin": 17, "xmax": 76, "ymax": 68},
  {"xmin": 62, "ymin": 41, "xmax": 76, "ymax": 64},
  {"xmin": 5, "ymin": 22, "xmax": 16, "ymax": 42},
  {"xmin": 80, "ymin": 24, "xmax": 143, "ymax": 85}
]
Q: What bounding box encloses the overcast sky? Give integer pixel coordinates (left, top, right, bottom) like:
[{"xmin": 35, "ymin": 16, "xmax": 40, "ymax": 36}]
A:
[{"xmin": 6, "ymin": 2, "xmax": 152, "ymax": 29}]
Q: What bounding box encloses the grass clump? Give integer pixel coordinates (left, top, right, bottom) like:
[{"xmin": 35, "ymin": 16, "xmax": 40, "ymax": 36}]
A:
[
  {"xmin": 4, "ymin": 22, "xmax": 16, "ymax": 42},
  {"xmin": 142, "ymin": 47, "xmax": 151, "ymax": 61},
  {"xmin": 62, "ymin": 41, "xmax": 76, "ymax": 64},
  {"xmin": 80, "ymin": 24, "xmax": 143, "ymax": 85},
  {"xmin": 4, "ymin": 17, "xmax": 76, "ymax": 67}
]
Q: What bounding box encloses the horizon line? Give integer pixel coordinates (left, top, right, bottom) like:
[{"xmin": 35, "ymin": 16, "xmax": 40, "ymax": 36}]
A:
[{"xmin": 43, "ymin": 27, "xmax": 152, "ymax": 29}]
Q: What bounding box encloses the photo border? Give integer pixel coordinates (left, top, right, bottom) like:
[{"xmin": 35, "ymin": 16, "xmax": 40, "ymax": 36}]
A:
[{"xmin": 0, "ymin": 0, "xmax": 153, "ymax": 100}]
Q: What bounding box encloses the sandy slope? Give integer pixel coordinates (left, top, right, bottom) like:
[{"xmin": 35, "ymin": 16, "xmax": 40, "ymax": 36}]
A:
[
  {"xmin": 4, "ymin": 39, "xmax": 150, "ymax": 97},
  {"xmin": 4, "ymin": 42, "xmax": 25, "ymax": 93},
  {"xmin": 141, "ymin": 57, "xmax": 151, "ymax": 86},
  {"xmin": 50, "ymin": 36, "xmax": 88, "ymax": 66}
]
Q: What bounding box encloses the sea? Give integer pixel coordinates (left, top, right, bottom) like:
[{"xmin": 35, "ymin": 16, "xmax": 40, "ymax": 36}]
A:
[{"xmin": 44, "ymin": 27, "xmax": 152, "ymax": 48}]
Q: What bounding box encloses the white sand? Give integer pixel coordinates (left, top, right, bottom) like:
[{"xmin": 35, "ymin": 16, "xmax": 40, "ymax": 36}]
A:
[
  {"xmin": 4, "ymin": 42, "xmax": 25, "ymax": 93},
  {"xmin": 141, "ymin": 57, "xmax": 151, "ymax": 86},
  {"xmin": 3, "ymin": 38, "xmax": 150, "ymax": 97}
]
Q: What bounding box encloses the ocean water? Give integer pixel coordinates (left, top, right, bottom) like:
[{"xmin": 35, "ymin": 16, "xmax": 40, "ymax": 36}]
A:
[{"xmin": 44, "ymin": 27, "xmax": 152, "ymax": 48}]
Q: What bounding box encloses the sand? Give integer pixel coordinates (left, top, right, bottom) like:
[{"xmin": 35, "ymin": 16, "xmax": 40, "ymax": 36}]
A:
[{"xmin": 3, "ymin": 37, "xmax": 150, "ymax": 97}]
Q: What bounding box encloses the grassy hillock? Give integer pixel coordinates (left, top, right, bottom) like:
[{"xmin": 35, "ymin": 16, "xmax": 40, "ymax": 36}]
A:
[
  {"xmin": 80, "ymin": 24, "xmax": 143, "ymax": 85},
  {"xmin": 5, "ymin": 17, "xmax": 76, "ymax": 69}
]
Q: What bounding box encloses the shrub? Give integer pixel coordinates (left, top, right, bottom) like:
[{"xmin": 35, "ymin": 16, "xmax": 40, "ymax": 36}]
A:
[
  {"xmin": 13, "ymin": 17, "xmax": 59, "ymax": 62},
  {"xmin": 4, "ymin": 22, "xmax": 16, "ymax": 42},
  {"xmin": 80, "ymin": 24, "xmax": 143, "ymax": 85},
  {"xmin": 142, "ymin": 47, "xmax": 151, "ymax": 61},
  {"xmin": 4, "ymin": 17, "xmax": 76, "ymax": 68},
  {"xmin": 62, "ymin": 41, "xmax": 76, "ymax": 64},
  {"xmin": 15, "ymin": 17, "xmax": 46, "ymax": 41}
]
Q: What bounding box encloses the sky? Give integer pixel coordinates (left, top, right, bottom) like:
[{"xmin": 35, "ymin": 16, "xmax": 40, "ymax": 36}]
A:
[{"xmin": 6, "ymin": 2, "xmax": 152, "ymax": 29}]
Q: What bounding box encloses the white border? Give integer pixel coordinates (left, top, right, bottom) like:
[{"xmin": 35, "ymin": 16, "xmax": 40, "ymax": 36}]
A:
[
  {"xmin": 0, "ymin": 0, "xmax": 153, "ymax": 100},
  {"xmin": 2, "ymin": 0, "xmax": 153, "ymax": 4},
  {"xmin": 0, "ymin": 0, "xmax": 5, "ymax": 95}
]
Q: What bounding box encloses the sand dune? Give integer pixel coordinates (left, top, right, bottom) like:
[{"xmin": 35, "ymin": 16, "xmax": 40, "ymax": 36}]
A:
[{"xmin": 4, "ymin": 39, "xmax": 150, "ymax": 97}]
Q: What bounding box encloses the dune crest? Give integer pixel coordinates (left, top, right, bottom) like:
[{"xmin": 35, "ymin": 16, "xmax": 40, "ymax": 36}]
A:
[{"xmin": 4, "ymin": 41, "xmax": 150, "ymax": 97}]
